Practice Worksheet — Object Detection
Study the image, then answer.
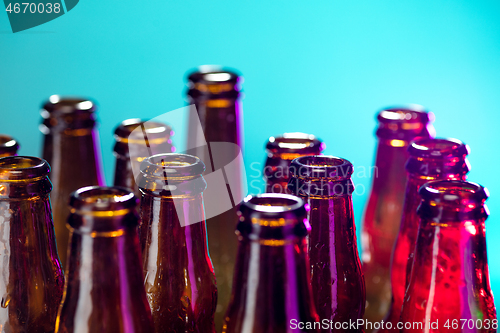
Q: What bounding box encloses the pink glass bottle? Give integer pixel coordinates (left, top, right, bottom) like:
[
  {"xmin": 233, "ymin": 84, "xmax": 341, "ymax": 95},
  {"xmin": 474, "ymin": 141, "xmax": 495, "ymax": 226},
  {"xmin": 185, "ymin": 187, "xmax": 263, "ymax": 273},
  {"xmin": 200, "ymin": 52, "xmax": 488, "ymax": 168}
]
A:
[
  {"xmin": 289, "ymin": 155, "xmax": 365, "ymax": 332},
  {"xmin": 400, "ymin": 180, "xmax": 496, "ymax": 333},
  {"xmin": 379, "ymin": 138, "xmax": 470, "ymax": 332},
  {"xmin": 0, "ymin": 135, "xmax": 19, "ymax": 157},
  {"xmin": 362, "ymin": 106, "xmax": 435, "ymax": 326},
  {"xmin": 264, "ymin": 132, "xmax": 324, "ymax": 193}
]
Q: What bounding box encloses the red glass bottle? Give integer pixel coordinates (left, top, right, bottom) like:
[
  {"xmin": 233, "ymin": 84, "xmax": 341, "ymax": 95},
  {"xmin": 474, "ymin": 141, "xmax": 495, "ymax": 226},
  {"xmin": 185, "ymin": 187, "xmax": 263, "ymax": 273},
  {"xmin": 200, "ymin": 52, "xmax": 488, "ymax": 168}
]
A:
[
  {"xmin": 138, "ymin": 153, "xmax": 217, "ymax": 332},
  {"xmin": 222, "ymin": 194, "xmax": 319, "ymax": 333},
  {"xmin": 400, "ymin": 180, "xmax": 496, "ymax": 332},
  {"xmin": 264, "ymin": 132, "xmax": 324, "ymax": 193},
  {"xmin": 379, "ymin": 138, "xmax": 470, "ymax": 332},
  {"xmin": 289, "ymin": 155, "xmax": 365, "ymax": 332},
  {"xmin": 362, "ymin": 106, "xmax": 435, "ymax": 325},
  {"xmin": 0, "ymin": 156, "xmax": 64, "ymax": 332},
  {"xmin": 40, "ymin": 96, "xmax": 105, "ymax": 268},
  {"xmin": 113, "ymin": 118, "xmax": 174, "ymax": 198},
  {"xmin": 55, "ymin": 186, "xmax": 154, "ymax": 333},
  {"xmin": 0, "ymin": 135, "xmax": 19, "ymax": 157}
]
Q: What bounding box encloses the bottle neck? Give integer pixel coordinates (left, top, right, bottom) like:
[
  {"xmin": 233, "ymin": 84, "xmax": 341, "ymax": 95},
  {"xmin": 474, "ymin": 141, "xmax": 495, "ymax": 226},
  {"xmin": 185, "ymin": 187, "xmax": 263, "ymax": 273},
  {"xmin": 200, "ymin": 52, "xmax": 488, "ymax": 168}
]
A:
[{"xmin": 370, "ymin": 141, "xmax": 409, "ymax": 194}]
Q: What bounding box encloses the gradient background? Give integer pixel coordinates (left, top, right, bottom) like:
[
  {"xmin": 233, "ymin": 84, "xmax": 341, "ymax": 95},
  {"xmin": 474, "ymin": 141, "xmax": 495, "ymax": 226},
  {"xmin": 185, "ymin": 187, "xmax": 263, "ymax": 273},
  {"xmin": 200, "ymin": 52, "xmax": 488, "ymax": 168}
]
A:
[{"xmin": 1, "ymin": 0, "xmax": 499, "ymax": 308}]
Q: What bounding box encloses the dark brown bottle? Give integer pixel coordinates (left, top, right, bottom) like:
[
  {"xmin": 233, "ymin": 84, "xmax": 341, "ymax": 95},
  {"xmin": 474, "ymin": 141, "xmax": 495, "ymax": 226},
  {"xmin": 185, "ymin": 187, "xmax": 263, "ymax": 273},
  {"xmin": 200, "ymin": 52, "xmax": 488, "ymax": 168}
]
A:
[
  {"xmin": 40, "ymin": 96, "xmax": 105, "ymax": 268},
  {"xmin": 289, "ymin": 155, "xmax": 365, "ymax": 332},
  {"xmin": 0, "ymin": 135, "xmax": 19, "ymax": 157},
  {"xmin": 186, "ymin": 66, "xmax": 244, "ymax": 329},
  {"xmin": 0, "ymin": 156, "xmax": 64, "ymax": 333},
  {"xmin": 223, "ymin": 194, "xmax": 319, "ymax": 333},
  {"xmin": 55, "ymin": 186, "xmax": 154, "ymax": 333},
  {"xmin": 264, "ymin": 132, "xmax": 324, "ymax": 193},
  {"xmin": 138, "ymin": 153, "xmax": 217, "ymax": 333},
  {"xmin": 113, "ymin": 118, "xmax": 174, "ymax": 198}
]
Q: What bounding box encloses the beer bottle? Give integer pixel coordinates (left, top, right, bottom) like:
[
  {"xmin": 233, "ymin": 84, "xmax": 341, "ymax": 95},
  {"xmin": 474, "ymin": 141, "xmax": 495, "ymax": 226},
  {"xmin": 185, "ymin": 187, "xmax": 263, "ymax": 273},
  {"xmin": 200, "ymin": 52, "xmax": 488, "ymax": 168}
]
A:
[
  {"xmin": 263, "ymin": 132, "xmax": 324, "ymax": 193},
  {"xmin": 0, "ymin": 156, "xmax": 64, "ymax": 332},
  {"xmin": 289, "ymin": 155, "xmax": 365, "ymax": 332},
  {"xmin": 40, "ymin": 96, "xmax": 105, "ymax": 267},
  {"xmin": 0, "ymin": 135, "xmax": 19, "ymax": 157},
  {"xmin": 400, "ymin": 180, "xmax": 496, "ymax": 332},
  {"xmin": 138, "ymin": 153, "xmax": 217, "ymax": 332},
  {"xmin": 222, "ymin": 193, "xmax": 319, "ymax": 333},
  {"xmin": 55, "ymin": 186, "xmax": 154, "ymax": 333},
  {"xmin": 361, "ymin": 106, "xmax": 435, "ymax": 325}
]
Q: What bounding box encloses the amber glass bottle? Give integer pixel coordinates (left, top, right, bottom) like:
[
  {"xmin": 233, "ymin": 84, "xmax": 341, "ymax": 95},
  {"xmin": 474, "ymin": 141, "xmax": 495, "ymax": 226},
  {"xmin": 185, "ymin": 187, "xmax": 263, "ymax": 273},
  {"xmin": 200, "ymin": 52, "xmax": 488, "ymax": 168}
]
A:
[
  {"xmin": 0, "ymin": 135, "xmax": 19, "ymax": 157},
  {"xmin": 113, "ymin": 118, "xmax": 174, "ymax": 197},
  {"xmin": 40, "ymin": 96, "xmax": 105, "ymax": 268},
  {"xmin": 186, "ymin": 66, "xmax": 243, "ymax": 329},
  {"xmin": 55, "ymin": 186, "xmax": 154, "ymax": 333},
  {"xmin": 223, "ymin": 194, "xmax": 319, "ymax": 333},
  {"xmin": 379, "ymin": 138, "xmax": 470, "ymax": 332},
  {"xmin": 400, "ymin": 180, "xmax": 496, "ymax": 333},
  {"xmin": 263, "ymin": 132, "xmax": 324, "ymax": 193},
  {"xmin": 289, "ymin": 155, "xmax": 365, "ymax": 332},
  {"xmin": 361, "ymin": 106, "xmax": 435, "ymax": 326},
  {"xmin": 0, "ymin": 156, "xmax": 64, "ymax": 333},
  {"xmin": 138, "ymin": 153, "xmax": 217, "ymax": 332}
]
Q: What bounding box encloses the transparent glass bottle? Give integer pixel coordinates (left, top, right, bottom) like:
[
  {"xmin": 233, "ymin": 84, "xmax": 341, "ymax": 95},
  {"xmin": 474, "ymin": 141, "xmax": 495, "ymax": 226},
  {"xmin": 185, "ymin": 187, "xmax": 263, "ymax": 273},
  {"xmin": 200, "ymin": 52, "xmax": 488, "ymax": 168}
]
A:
[
  {"xmin": 263, "ymin": 132, "xmax": 324, "ymax": 193},
  {"xmin": 222, "ymin": 194, "xmax": 319, "ymax": 333},
  {"xmin": 0, "ymin": 135, "xmax": 19, "ymax": 157},
  {"xmin": 0, "ymin": 156, "xmax": 64, "ymax": 333},
  {"xmin": 55, "ymin": 186, "xmax": 154, "ymax": 333}
]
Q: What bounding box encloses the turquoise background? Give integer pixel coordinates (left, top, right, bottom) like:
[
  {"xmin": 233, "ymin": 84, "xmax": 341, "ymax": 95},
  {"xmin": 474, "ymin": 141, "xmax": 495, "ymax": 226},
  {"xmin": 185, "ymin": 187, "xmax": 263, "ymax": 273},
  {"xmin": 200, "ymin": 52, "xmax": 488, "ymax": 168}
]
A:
[{"xmin": 1, "ymin": 0, "xmax": 499, "ymax": 308}]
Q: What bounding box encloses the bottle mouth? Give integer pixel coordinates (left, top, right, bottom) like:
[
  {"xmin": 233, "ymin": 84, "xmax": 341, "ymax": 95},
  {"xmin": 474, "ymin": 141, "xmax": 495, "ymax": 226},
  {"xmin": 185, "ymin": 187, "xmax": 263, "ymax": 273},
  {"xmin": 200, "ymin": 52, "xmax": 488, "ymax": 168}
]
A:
[
  {"xmin": 290, "ymin": 155, "xmax": 353, "ymax": 179},
  {"xmin": 376, "ymin": 105, "xmax": 435, "ymax": 140},
  {"xmin": 0, "ymin": 156, "xmax": 49, "ymax": 180},
  {"xmin": 70, "ymin": 186, "xmax": 137, "ymax": 211},
  {"xmin": 41, "ymin": 95, "xmax": 96, "ymax": 116},
  {"xmin": 187, "ymin": 67, "xmax": 242, "ymax": 97},
  {"xmin": 409, "ymin": 138, "xmax": 469, "ymax": 159},
  {"xmin": 140, "ymin": 153, "xmax": 205, "ymax": 179},
  {"xmin": 242, "ymin": 193, "xmax": 305, "ymax": 215},
  {"xmin": 114, "ymin": 118, "xmax": 174, "ymax": 144},
  {"xmin": 266, "ymin": 133, "xmax": 325, "ymax": 155},
  {"xmin": 0, "ymin": 135, "xmax": 19, "ymax": 156}
]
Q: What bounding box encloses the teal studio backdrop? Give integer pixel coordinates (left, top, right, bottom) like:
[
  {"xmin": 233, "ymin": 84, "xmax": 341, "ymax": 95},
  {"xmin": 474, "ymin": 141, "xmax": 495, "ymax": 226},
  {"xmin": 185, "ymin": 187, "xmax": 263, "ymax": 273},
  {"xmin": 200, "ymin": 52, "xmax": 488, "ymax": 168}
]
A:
[{"xmin": 1, "ymin": 0, "xmax": 500, "ymax": 308}]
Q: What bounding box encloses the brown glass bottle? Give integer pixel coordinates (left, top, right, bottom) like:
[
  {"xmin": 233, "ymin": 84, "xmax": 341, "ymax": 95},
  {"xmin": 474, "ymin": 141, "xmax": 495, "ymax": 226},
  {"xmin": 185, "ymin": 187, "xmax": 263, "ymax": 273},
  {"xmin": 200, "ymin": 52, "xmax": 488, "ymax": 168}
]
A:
[
  {"xmin": 40, "ymin": 96, "xmax": 105, "ymax": 268},
  {"xmin": 186, "ymin": 66, "xmax": 244, "ymax": 329},
  {"xmin": 223, "ymin": 194, "xmax": 319, "ymax": 333},
  {"xmin": 361, "ymin": 106, "xmax": 435, "ymax": 326},
  {"xmin": 289, "ymin": 156, "xmax": 365, "ymax": 332},
  {"xmin": 138, "ymin": 153, "xmax": 217, "ymax": 332},
  {"xmin": 0, "ymin": 156, "xmax": 64, "ymax": 333},
  {"xmin": 264, "ymin": 132, "xmax": 324, "ymax": 193},
  {"xmin": 113, "ymin": 118, "xmax": 174, "ymax": 198},
  {"xmin": 0, "ymin": 135, "xmax": 19, "ymax": 157},
  {"xmin": 55, "ymin": 186, "xmax": 154, "ymax": 333}
]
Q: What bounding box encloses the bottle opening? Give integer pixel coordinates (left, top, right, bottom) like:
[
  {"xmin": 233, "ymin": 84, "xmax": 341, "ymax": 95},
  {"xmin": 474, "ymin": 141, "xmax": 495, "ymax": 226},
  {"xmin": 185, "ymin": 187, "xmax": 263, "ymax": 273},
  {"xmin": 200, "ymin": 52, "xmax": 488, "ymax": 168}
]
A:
[
  {"xmin": 290, "ymin": 155, "xmax": 353, "ymax": 179},
  {"xmin": 114, "ymin": 118, "xmax": 173, "ymax": 143},
  {"xmin": 42, "ymin": 95, "xmax": 95, "ymax": 115},
  {"xmin": 243, "ymin": 193, "xmax": 304, "ymax": 214},
  {"xmin": 141, "ymin": 153, "xmax": 205, "ymax": 179},
  {"xmin": 376, "ymin": 105, "xmax": 435, "ymax": 141},
  {"xmin": 409, "ymin": 138, "xmax": 469, "ymax": 158},
  {"xmin": 0, "ymin": 135, "xmax": 19, "ymax": 155},
  {"xmin": 0, "ymin": 156, "xmax": 49, "ymax": 180},
  {"xmin": 70, "ymin": 186, "xmax": 137, "ymax": 211},
  {"xmin": 266, "ymin": 133, "xmax": 325, "ymax": 156}
]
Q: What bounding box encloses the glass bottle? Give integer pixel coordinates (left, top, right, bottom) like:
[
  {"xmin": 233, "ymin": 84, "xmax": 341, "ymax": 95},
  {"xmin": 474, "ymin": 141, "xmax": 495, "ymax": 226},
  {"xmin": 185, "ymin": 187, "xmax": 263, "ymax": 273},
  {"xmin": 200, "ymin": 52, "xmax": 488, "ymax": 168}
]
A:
[
  {"xmin": 0, "ymin": 156, "xmax": 64, "ymax": 333},
  {"xmin": 222, "ymin": 193, "xmax": 319, "ymax": 333},
  {"xmin": 263, "ymin": 132, "xmax": 324, "ymax": 193},
  {"xmin": 186, "ymin": 66, "xmax": 244, "ymax": 329},
  {"xmin": 113, "ymin": 118, "xmax": 174, "ymax": 198},
  {"xmin": 289, "ymin": 155, "xmax": 365, "ymax": 332},
  {"xmin": 400, "ymin": 180, "xmax": 496, "ymax": 333},
  {"xmin": 40, "ymin": 95, "xmax": 105, "ymax": 268},
  {"xmin": 55, "ymin": 186, "xmax": 154, "ymax": 333},
  {"xmin": 0, "ymin": 135, "xmax": 19, "ymax": 157},
  {"xmin": 138, "ymin": 153, "xmax": 217, "ymax": 332},
  {"xmin": 379, "ymin": 138, "xmax": 470, "ymax": 332},
  {"xmin": 361, "ymin": 105, "xmax": 435, "ymax": 325}
]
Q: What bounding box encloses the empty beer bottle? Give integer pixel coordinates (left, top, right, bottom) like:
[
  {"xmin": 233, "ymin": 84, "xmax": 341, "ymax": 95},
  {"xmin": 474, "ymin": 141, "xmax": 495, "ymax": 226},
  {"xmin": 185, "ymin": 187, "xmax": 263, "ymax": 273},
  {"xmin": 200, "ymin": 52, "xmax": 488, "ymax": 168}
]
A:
[
  {"xmin": 40, "ymin": 96, "xmax": 105, "ymax": 268},
  {"xmin": 113, "ymin": 118, "xmax": 174, "ymax": 198},
  {"xmin": 222, "ymin": 194, "xmax": 319, "ymax": 333},
  {"xmin": 0, "ymin": 156, "xmax": 64, "ymax": 333},
  {"xmin": 0, "ymin": 135, "xmax": 19, "ymax": 157},
  {"xmin": 55, "ymin": 186, "xmax": 154, "ymax": 333},
  {"xmin": 186, "ymin": 66, "xmax": 244, "ymax": 329},
  {"xmin": 379, "ymin": 138, "xmax": 470, "ymax": 332},
  {"xmin": 264, "ymin": 132, "xmax": 324, "ymax": 193},
  {"xmin": 289, "ymin": 155, "xmax": 365, "ymax": 332},
  {"xmin": 400, "ymin": 180, "xmax": 496, "ymax": 332},
  {"xmin": 361, "ymin": 106, "xmax": 435, "ymax": 326},
  {"xmin": 138, "ymin": 153, "xmax": 217, "ymax": 332}
]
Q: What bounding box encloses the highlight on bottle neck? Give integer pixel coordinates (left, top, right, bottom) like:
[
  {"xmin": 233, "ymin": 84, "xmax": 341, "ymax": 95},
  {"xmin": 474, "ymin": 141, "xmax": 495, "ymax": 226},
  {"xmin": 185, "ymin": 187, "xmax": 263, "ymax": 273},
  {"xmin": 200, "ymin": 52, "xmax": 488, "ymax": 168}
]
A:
[
  {"xmin": 266, "ymin": 132, "xmax": 325, "ymax": 160},
  {"xmin": 0, "ymin": 135, "xmax": 19, "ymax": 157},
  {"xmin": 376, "ymin": 105, "xmax": 435, "ymax": 145},
  {"xmin": 39, "ymin": 95, "xmax": 97, "ymax": 134},
  {"xmin": 68, "ymin": 186, "xmax": 138, "ymax": 235},
  {"xmin": 417, "ymin": 180, "xmax": 489, "ymax": 224},
  {"xmin": 0, "ymin": 156, "xmax": 51, "ymax": 198},
  {"xmin": 406, "ymin": 138, "xmax": 470, "ymax": 179},
  {"xmin": 187, "ymin": 65, "xmax": 242, "ymax": 101},
  {"xmin": 288, "ymin": 155, "xmax": 354, "ymax": 197},
  {"xmin": 237, "ymin": 194, "xmax": 310, "ymax": 245}
]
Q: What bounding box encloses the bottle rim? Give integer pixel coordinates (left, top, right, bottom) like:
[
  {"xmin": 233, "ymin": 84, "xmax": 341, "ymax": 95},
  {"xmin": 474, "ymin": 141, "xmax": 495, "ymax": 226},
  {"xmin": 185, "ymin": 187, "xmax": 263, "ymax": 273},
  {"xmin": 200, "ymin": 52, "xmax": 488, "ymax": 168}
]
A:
[
  {"xmin": 114, "ymin": 118, "xmax": 173, "ymax": 143},
  {"xmin": 70, "ymin": 186, "xmax": 137, "ymax": 211},
  {"xmin": 0, "ymin": 156, "xmax": 49, "ymax": 180},
  {"xmin": 187, "ymin": 66, "xmax": 241, "ymax": 85},
  {"xmin": 290, "ymin": 155, "xmax": 353, "ymax": 179},
  {"xmin": 241, "ymin": 193, "xmax": 305, "ymax": 215},
  {"xmin": 409, "ymin": 138, "xmax": 469, "ymax": 158},
  {"xmin": 140, "ymin": 153, "xmax": 205, "ymax": 179},
  {"xmin": 266, "ymin": 132, "xmax": 325, "ymax": 155},
  {"xmin": 419, "ymin": 180, "xmax": 488, "ymax": 205},
  {"xmin": 377, "ymin": 105, "xmax": 433, "ymax": 123},
  {"xmin": 0, "ymin": 135, "xmax": 19, "ymax": 155},
  {"xmin": 41, "ymin": 95, "xmax": 96, "ymax": 116}
]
